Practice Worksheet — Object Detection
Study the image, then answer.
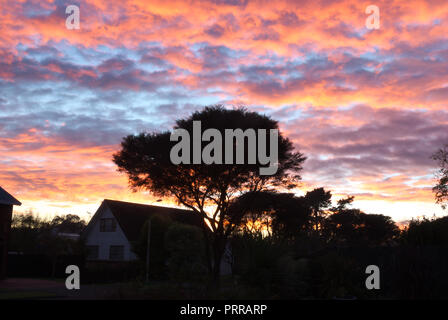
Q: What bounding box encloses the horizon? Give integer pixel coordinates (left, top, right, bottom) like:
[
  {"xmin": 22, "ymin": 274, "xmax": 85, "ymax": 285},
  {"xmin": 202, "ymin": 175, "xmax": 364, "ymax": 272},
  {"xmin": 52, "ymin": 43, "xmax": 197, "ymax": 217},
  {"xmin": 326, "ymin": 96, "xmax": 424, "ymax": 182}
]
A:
[{"xmin": 2, "ymin": 0, "xmax": 448, "ymax": 223}]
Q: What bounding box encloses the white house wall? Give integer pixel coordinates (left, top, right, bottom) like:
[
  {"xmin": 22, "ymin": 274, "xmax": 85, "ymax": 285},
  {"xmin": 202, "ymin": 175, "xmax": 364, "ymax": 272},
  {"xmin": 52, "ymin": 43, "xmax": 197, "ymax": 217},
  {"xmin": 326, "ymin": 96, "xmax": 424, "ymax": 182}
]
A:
[{"xmin": 85, "ymin": 206, "xmax": 137, "ymax": 261}]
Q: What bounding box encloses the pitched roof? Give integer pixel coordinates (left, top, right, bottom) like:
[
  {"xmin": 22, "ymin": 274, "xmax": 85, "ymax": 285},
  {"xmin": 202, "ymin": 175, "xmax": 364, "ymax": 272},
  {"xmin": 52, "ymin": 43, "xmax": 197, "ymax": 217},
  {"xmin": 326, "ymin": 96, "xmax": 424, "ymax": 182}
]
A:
[
  {"xmin": 102, "ymin": 199, "xmax": 204, "ymax": 242},
  {"xmin": 0, "ymin": 186, "xmax": 21, "ymax": 206}
]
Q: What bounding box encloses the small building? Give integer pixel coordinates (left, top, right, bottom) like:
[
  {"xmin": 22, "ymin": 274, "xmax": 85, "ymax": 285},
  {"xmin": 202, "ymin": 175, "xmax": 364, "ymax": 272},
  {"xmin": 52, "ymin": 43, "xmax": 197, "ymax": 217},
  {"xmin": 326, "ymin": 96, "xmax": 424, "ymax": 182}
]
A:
[
  {"xmin": 82, "ymin": 199, "xmax": 205, "ymax": 261},
  {"xmin": 82, "ymin": 199, "xmax": 232, "ymax": 274},
  {"xmin": 0, "ymin": 186, "xmax": 21, "ymax": 280}
]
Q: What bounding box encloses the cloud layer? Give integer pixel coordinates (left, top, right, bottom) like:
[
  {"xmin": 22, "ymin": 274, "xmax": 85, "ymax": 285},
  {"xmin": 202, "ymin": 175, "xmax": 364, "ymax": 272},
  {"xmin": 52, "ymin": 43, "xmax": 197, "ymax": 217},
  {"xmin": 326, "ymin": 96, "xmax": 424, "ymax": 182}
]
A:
[{"xmin": 1, "ymin": 0, "xmax": 447, "ymax": 220}]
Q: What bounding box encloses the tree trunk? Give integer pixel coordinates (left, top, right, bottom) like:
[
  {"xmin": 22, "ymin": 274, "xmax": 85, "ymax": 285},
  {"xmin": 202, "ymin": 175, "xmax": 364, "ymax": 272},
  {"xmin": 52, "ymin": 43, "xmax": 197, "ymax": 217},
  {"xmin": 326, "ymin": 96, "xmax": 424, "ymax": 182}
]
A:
[{"xmin": 202, "ymin": 227, "xmax": 213, "ymax": 274}]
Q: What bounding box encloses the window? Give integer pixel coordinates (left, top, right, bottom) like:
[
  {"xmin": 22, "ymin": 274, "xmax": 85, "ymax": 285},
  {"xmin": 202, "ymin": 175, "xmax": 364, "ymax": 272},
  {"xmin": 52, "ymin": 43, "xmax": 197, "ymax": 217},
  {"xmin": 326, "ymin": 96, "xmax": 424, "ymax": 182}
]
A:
[
  {"xmin": 100, "ymin": 218, "xmax": 116, "ymax": 232},
  {"xmin": 86, "ymin": 245, "xmax": 99, "ymax": 260},
  {"xmin": 109, "ymin": 245, "xmax": 124, "ymax": 261}
]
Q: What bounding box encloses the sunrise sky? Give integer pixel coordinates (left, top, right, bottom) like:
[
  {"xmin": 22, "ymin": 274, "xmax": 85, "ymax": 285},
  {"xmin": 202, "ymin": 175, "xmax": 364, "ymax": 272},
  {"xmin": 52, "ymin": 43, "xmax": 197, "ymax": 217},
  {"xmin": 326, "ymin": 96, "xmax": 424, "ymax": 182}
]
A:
[{"xmin": 1, "ymin": 0, "xmax": 448, "ymax": 222}]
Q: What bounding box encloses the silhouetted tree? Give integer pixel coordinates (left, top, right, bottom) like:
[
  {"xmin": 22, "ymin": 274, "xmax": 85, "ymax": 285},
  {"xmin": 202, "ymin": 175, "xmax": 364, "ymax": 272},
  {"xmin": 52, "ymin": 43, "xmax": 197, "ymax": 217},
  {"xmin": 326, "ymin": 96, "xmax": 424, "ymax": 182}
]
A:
[
  {"xmin": 228, "ymin": 191, "xmax": 311, "ymax": 239},
  {"xmin": 432, "ymin": 145, "xmax": 448, "ymax": 209},
  {"xmin": 10, "ymin": 213, "xmax": 47, "ymax": 254},
  {"xmin": 50, "ymin": 214, "xmax": 87, "ymax": 234},
  {"xmin": 403, "ymin": 215, "xmax": 448, "ymax": 246},
  {"xmin": 227, "ymin": 191, "xmax": 274, "ymax": 236},
  {"xmin": 10, "ymin": 213, "xmax": 86, "ymax": 277},
  {"xmin": 304, "ymin": 188, "xmax": 332, "ymax": 234},
  {"xmin": 359, "ymin": 213, "xmax": 399, "ymax": 245},
  {"xmin": 10, "ymin": 213, "xmax": 86, "ymax": 251},
  {"xmin": 324, "ymin": 197, "xmax": 399, "ymax": 246},
  {"xmin": 269, "ymin": 193, "xmax": 311, "ymax": 239},
  {"xmin": 113, "ymin": 106, "xmax": 306, "ymax": 286},
  {"xmin": 324, "ymin": 209, "xmax": 362, "ymax": 245},
  {"xmin": 330, "ymin": 195, "xmax": 356, "ymax": 213}
]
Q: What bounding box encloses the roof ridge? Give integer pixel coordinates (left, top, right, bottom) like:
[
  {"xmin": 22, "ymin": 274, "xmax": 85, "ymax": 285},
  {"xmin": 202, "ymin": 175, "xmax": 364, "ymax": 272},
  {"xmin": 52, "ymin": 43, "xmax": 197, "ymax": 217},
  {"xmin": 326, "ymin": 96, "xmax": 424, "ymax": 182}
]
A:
[
  {"xmin": 103, "ymin": 199, "xmax": 192, "ymax": 212},
  {"xmin": 0, "ymin": 186, "xmax": 21, "ymax": 206},
  {"xmin": 100, "ymin": 199, "xmax": 202, "ymax": 242}
]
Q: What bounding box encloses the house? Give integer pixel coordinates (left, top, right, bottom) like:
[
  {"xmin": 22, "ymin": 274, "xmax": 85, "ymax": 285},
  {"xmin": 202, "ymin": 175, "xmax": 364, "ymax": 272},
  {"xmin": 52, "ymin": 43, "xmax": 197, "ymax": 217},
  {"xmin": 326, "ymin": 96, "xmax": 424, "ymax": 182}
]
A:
[
  {"xmin": 0, "ymin": 186, "xmax": 21, "ymax": 279},
  {"xmin": 82, "ymin": 199, "xmax": 232, "ymax": 274}
]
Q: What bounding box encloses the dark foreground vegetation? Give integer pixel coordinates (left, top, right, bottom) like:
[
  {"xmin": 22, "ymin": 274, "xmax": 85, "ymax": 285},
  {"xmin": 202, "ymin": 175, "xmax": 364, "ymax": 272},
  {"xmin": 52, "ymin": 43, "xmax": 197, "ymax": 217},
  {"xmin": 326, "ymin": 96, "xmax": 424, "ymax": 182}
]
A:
[
  {"xmin": 127, "ymin": 195, "xmax": 448, "ymax": 300},
  {"xmin": 8, "ymin": 203, "xmax": 448, "ymax": 299}
]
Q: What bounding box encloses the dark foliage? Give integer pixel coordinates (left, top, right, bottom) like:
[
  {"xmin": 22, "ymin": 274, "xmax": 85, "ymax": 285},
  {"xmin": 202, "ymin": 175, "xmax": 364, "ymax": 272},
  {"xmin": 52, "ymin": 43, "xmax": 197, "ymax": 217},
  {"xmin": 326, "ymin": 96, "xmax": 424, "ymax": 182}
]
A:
[
  {"xmin": 113, "ymin": 105, "xmax": 306, "ymax": 284},
  {"xmin": 164, "ymin": 223, "xmax": 208, "ymax": 283},
  {"xmin": 132, "ymin": 214, "xmax": 173, "ymax": 279},
  {"xmin": 432, "ymin": 145, "xmax": 448, "ymax": 209},
  {"xmin": 403, "ymin": 215, "xmax": 448, "ymax": 246},
  {"xmin": 9, "ymin": 213, "xmax": 87, "ymax": 277}
]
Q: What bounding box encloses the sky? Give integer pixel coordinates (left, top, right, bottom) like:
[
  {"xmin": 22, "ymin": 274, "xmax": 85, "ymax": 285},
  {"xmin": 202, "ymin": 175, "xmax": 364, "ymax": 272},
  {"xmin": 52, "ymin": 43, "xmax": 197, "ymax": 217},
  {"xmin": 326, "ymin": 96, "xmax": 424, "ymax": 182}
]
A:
[{"xmin": 1, "ymin": 0, "xmax": 448, "ymax": 222}]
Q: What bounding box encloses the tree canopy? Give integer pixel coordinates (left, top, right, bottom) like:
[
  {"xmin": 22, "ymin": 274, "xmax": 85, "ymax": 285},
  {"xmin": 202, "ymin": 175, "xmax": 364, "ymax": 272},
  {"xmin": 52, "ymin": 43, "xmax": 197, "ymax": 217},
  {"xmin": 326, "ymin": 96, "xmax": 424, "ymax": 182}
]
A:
[
  {"xmin": 113, "ymin": 105, "xmax": 306, "ymax": 282},
  {"xmin": 432, "ymin": 145, "xmax": 448, "ymax": 209}
]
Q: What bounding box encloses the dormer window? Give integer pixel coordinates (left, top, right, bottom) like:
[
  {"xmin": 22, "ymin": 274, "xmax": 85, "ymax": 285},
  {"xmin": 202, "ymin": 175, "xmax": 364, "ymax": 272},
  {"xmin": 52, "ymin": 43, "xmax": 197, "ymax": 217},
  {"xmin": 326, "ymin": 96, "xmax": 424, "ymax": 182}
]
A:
[{"xmin": 100, "ymin": 218, "xmax": 116, "ymax": 232}]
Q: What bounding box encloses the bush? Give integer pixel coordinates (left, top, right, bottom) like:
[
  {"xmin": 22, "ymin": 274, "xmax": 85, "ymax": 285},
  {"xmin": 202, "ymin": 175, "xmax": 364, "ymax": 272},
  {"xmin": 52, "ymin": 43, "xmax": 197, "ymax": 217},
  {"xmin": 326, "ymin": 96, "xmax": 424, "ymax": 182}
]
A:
[
  {"xmin": 231, "ymin": 234, "xmax": 307, "ymax": 298},
  {"xmin": 132, "ymin": 214, "xmax": 173, "ymax": 279},
  {"xmin": 164, "ymin": 223, "xmax": 208, "ymax": 283},
  {"xmin": 310, "ymin": 251, "xmax": 362, "ymax": 299},
  {"xmin": 403, "ymin": 216, "xmax": 448, "ymax": 246}
]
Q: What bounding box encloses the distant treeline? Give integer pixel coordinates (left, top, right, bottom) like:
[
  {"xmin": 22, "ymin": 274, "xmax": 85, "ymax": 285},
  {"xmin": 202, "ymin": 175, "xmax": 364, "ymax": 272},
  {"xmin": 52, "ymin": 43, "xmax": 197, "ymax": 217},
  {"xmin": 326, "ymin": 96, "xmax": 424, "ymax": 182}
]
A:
[{"xmin": 8, "ymin": 213, "xmax": 87, "ymax": 278}]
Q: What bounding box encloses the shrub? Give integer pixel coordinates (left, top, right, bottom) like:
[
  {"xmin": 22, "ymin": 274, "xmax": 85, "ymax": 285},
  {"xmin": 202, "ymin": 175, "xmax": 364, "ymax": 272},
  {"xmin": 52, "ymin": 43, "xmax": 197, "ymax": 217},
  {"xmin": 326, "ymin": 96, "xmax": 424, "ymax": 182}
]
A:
[
  {"xmin": 310, "ymin": 251, "xmax": 362, "ymax": 299},
  {"xmin": 231, "ymin": 234, "xmax": 307, "ymax": 298},
  {"xmin": 164, "ymin": 223, "xmax": 208, "ymax": 283},
  {"xmin": 132, "ymin": 214, "xmax": 173, "ymax": 279}
]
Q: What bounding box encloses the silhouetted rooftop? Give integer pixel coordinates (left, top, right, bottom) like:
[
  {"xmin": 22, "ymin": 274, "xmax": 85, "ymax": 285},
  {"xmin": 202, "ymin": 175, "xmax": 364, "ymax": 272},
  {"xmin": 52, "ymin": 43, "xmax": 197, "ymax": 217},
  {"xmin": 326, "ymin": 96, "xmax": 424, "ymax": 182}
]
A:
[
  {"xmin": 0, "ymin": 186, "xmax": 21, "ymax": 206},
  {"xmin": 102, "ymin": 199, "xmax": 204, "ymax": 241}
]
